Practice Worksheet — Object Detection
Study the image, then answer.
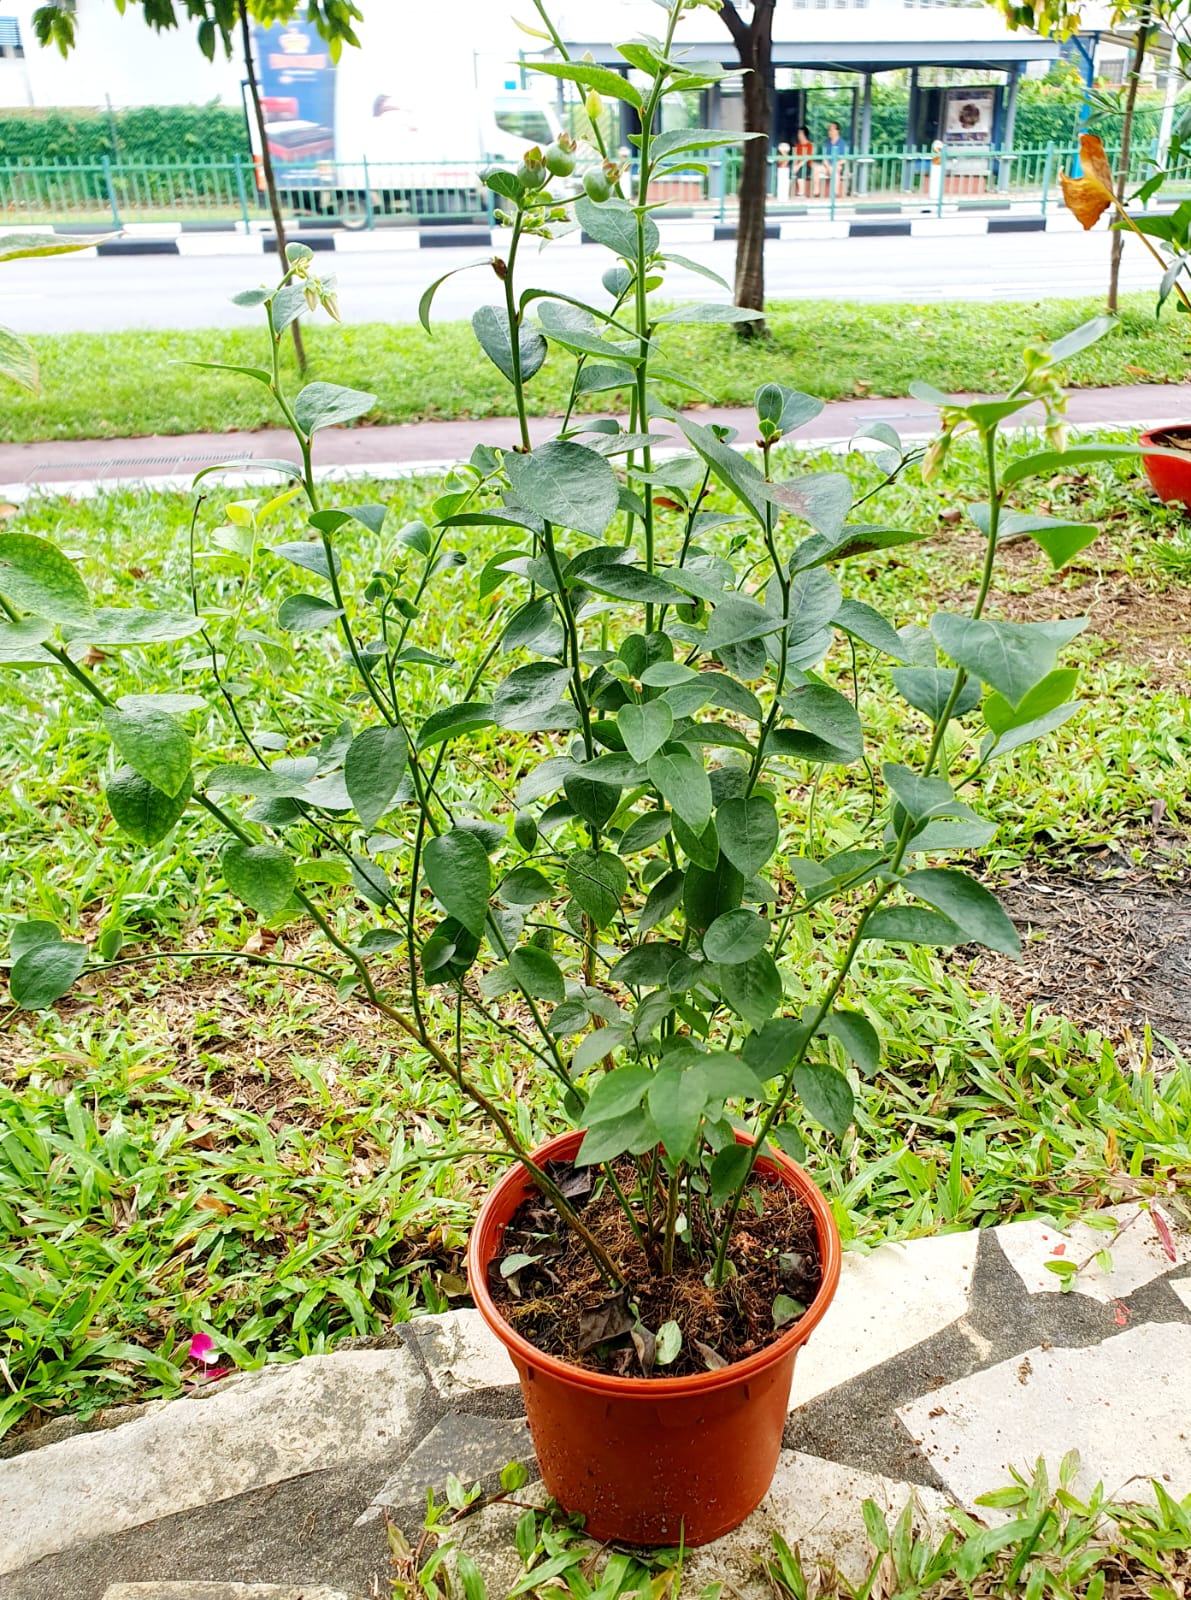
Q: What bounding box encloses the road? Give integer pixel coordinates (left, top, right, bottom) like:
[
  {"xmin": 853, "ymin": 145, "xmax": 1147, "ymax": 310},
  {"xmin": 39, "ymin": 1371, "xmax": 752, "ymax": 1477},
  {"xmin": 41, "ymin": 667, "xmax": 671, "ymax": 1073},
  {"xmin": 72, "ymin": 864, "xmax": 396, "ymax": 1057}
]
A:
[{"xmin": 0, "ymin": 227, "xmax": 1159, "ymax": 333}]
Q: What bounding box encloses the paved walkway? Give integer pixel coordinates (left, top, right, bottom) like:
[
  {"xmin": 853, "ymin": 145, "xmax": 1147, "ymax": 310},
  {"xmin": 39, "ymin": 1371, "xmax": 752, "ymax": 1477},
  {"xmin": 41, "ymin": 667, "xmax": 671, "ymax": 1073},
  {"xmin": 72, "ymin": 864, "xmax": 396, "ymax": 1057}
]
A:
[
  {"xmin": 3, "ymin": 1200, "xmax": 1188, "ymax": 1599},
  {"xmin": 3, "ymin": 383, "xmax": 1190, "ymax": 497}
]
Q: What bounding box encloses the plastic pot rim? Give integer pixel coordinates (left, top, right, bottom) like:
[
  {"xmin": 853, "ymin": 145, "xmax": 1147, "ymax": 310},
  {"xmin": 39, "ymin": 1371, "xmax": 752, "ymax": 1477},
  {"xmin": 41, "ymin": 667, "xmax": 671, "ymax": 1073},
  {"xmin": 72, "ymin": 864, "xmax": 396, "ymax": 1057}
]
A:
[{"xmin": 467, "ymin": 1126, "xmax": 843, "ymax": 1400}]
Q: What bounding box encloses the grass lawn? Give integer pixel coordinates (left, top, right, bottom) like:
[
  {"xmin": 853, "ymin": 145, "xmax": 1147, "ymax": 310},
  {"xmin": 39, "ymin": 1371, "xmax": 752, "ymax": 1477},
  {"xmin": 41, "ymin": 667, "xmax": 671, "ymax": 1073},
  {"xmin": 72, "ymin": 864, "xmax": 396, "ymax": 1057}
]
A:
[
  {"xmin": 4, "ymin": 292, "xmax": 1191, "ymax": 444},
  {"xmin": 2, "ymin": 430, "xmax": 1191, "ymax": 1438}
]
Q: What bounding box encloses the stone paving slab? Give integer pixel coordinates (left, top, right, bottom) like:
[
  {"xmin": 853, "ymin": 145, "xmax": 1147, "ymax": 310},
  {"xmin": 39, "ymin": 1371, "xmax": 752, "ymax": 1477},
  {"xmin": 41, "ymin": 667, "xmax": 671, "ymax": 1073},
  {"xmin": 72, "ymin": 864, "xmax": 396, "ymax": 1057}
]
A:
[{"xmin": 6, "ymin": 1205, "xmax": 1190, "ymax": 1599}]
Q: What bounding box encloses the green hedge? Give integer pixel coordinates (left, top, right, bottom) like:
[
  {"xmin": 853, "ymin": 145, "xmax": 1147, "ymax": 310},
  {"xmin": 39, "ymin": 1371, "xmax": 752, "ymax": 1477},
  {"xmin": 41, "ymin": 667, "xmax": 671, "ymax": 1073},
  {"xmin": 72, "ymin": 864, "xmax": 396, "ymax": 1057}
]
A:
[{"xmin": 0, "ymin": 103, "xmax": 247, "ymax": 165}]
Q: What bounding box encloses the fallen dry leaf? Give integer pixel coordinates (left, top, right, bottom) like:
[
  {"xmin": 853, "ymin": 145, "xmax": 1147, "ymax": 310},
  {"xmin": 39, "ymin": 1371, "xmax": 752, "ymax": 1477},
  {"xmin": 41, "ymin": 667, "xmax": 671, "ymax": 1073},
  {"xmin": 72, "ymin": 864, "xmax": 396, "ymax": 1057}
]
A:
[{"xmin": 1061, "ymin": 133, "xmax": 1115, "ymax": 230}]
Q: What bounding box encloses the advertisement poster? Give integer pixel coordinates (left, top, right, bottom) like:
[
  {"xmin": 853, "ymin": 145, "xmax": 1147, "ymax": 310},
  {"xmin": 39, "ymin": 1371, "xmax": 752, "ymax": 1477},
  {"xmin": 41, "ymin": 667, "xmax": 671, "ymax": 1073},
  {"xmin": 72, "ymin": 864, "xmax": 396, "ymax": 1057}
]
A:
[
  {"xmin": 252, "ymin": 21, "xmax": 337, "ymax": 173},
  {"xmin": 942, "ymin": 86, "xmax": 995, "ymax": 147}
]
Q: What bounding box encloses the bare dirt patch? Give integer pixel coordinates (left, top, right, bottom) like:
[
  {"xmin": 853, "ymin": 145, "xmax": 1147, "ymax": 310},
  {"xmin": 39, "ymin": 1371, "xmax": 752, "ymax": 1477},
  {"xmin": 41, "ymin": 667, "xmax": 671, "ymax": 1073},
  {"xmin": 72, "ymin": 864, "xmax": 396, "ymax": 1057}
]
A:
[{"xmin": 971, "ymin": 853, "xmax": 1191, "ymax": 1057}]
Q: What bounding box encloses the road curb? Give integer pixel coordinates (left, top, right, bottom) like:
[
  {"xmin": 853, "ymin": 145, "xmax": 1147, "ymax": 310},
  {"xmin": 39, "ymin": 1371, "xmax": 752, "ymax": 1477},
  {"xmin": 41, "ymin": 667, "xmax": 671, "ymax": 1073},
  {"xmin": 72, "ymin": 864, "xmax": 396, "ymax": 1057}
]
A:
[{"xmin": 44, "ymin": 209, "xmax": 1091, "ymax": 257}]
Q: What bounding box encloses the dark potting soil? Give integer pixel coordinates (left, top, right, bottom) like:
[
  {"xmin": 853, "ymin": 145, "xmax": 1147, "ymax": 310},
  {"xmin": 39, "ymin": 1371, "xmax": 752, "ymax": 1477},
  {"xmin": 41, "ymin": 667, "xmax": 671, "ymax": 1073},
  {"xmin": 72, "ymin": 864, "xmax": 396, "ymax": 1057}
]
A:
[
  {"xmin": 1148, "ymin": 426, "xmax": 1191, "ymax": 455},
  {"xmin": 490, "ymin": 1157, "xmax": 822, "ymax": 1379}
]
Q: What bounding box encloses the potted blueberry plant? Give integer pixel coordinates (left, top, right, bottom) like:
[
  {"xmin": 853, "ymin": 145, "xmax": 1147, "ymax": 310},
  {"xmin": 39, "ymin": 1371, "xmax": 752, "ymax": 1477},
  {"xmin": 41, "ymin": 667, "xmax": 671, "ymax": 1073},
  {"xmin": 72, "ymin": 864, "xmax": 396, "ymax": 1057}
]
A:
[{"xmin": 1, "ymin": 0, "xmax": 1121, "ymax": 1548}]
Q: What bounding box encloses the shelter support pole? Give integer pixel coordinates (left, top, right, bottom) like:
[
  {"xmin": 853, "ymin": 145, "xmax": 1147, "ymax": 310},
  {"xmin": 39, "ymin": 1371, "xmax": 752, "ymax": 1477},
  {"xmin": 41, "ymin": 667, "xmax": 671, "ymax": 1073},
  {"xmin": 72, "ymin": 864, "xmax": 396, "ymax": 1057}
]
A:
[
  {"xmin": 999, "ymin": 62, "xmax": 1021, "ymax": 191},
  {"xmin": 858, "ymin": 71, "xmax": 872, "ymax": 194},
  {"xmin": 902, "ymin": 67, "xmax": 919, "ymax": 191},
  {"xmin": 1158, "ymin": 48, "xmax": 1182, "ymax": 166}
]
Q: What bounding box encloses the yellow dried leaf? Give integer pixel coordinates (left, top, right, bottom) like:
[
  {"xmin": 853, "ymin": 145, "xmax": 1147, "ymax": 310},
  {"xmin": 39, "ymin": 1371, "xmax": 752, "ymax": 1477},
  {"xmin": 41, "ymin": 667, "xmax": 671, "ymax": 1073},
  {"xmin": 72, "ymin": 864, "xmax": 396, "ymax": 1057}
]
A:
[{"xmin": 1061, "ymin": 134, "xmax": 1114, "ymax": 230}]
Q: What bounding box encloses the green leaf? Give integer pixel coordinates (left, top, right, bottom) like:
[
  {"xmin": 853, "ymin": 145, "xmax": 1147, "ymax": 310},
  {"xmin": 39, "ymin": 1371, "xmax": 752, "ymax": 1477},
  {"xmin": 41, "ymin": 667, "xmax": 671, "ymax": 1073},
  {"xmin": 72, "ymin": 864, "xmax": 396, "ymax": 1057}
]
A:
[
  {"xmin": 10, "ymin": 941, "xmax": 87, "ymax": 1010},
  {"xmin": 0, "ymin": 324, "xmax": 38, "ymax": 391},
  {"xmin": 619, "ymin": 810, "xmax": 672, "ymax": 855},
  {"xmin": 610, "ymin": 940, "xmax": 684, "ymax": 988},
  {"xmin": 424, "ymin": 827, "xmax": 491, "ymax": 938},
  {"xmin": 706, "ymin": 1144, "xmax": 753, "ymax": 1209},
  {"xmin": 106, "ymin": 765, "xmax": 193, "ymax": 847},
  {"xmin": 794, "ymin": 1063, "xmax": 854, "ymax": 1139},
  {"xmin": 278, "ymin": 593, "xmax": 345, "ymax": 634},
  {"xmin": 694, "ymin": 1052, "xmax": 767, "ymax": 1101},
  {"xmin": 901, "ymin": 868, "xmax": 1021, "ymax": 957},
  {"xmin": 416, "ymin": 701, "xmax": 495, "ymax": 751},
  {"xmin": 679, "ymin": 418, "xmax": 769, "ymax": 526},
  {"xmin": 618, "ymin": 700, "xmax": 673, "ymax": 764},
  {"xmin": 655, "ymin": 303, "xmax": 764, "ymax": 326},
  {"xmin": 422, "ymin": 917, "xmax": 482, "ymax": 983},
  {"xmin": 0, "ymin": 532, "xmax": 91, "ymax": 624},
  {"xmin": 67, "ymin": 608, "xmax": 206, "ymax": 647},
  {"xmin": 221, "ymin": 842, "xmax": 297, "ymax": 917},
  {"xmin": 580, "ymin": 563, "xmax": 683, "ymax": 605},
  {"xmin": 344, "ymin": 725, "xmax": 408, "ymax": 831},
  {"xmin": 818, "ymin": 1011, "xmax": 880, "ymax": 1077},
  {"xmin": 493, "ymin": 663, "xmax": 575, "ymax": 733},
  {"xmin": 863, "ymin": 905, "xmax": 964, "ymax": 946},
  {"xmin": 648, "ymin": 1062, "xmax": 707, "ymax": 1165},
  {"xmin": 777, "ymin": 682, "xmax": 864, "ymax": 763},
  {"xmin": 9, "ymin": 921, "xmax": 62, "ymax": 962},
  {"xmin": 648, "ymin": 749, "xmax": 712, "ymax": 835},
  {"xmin": 575, "ymin": 1106, "xmax": 656, "ymax": 1166},
  {"xmin": 583, "ymin": 1064, "xmax": 653, "ymax": 1123},
  {"xmin": 527, "ymin": 59, "xmax": 643, "ymax": 107},
  {"xmin": 537, "ymin": 299, "xmax": 637, "ymax": 362},
  {"xmin": 204, "ymin": 758, "xmax": 317, "ymax": 799},
  {"xmin": 704, "ymin": 909, "xmax": 770, "ymax": 965},
  {"xmin": 983, "ymin": 669, "xmax": 1079, "ymax": 735},
  {"xmin": 418, "ymin": 260, "xmax": 488, "ymax": 332},
  {"xmin": 575, "ymin": 195, "xmax": 659, "ymax": 259},
  {"xmin": 505, "ymin": 441, "xmax": 619, "ymax": 539},
  {"xmin": 754, "ymin": 381, "xmax": 824, "ymax": 438},
  {"xmin": 1000, "ymin": 442, "xmax": 1148, "ymax": 488},
  {"xmin": 0, "ymin": 618, "xmax": 55, "ymax": 666},
  {"xmin": 471, "ymin": 304, "xmax": 547, "ymax": 384},
  {"xmin": 508, "ymin": 944, "xmax": 565, "ymax": 1003},
  {"xmin": 0, "ymin": 230, "xmax": 108, "ymax": 262},
  {"xmin": 833, "ymin": 599, "xmax": 910, "ymax": 660},
  {"xmin": 931, "ymin": 615, "xmax": 1085, "ymax": 709},
  {"xmin": 684, "ymin": 854, "xmax": 744, "ymax": 933},
  {"xmin": 763, "ymin": 473, "xmax": 852, "ymax": 538},
  {"xmin": 716, "ymin": 795, "xmax": 779, "ymax": 878},
  {"xmin": 743, "ymin": 1016, "xmax": 812, "ymax": 1080},
  {"xmin": 719, "ymin": 950, "xmax": 782, "ymax": 1029},
  {"xmin": 101, "ymin": 707, "xmax": 191, "ymax": 799},
  {"xmin": 566, "ymin": 849, "xmax": 628, "ymax": 929},
  {"xmin": 882, "ymin": 763, "xmax": 965, "ymax": 824},
  {"xmin": 890, "ymin": 667, "xmax": 981, "ymax": 724},
  {"xmin": 705, "ymin": 594, "xmax": 784, "ymax": 651},
  {"xmin": 971, "ymin": 503, "xmax": 1099, "ymax": 570},
  {"xmin": 981, "ymin": 702, "xmax": 1080, "ymax": 759},
  {"xmin": 292, "ymin": 381, "xmax": 376, "ymax": 434},
  {"xmin": 500, "ymin": 866, "xmax": 554, "ymax": 906}
]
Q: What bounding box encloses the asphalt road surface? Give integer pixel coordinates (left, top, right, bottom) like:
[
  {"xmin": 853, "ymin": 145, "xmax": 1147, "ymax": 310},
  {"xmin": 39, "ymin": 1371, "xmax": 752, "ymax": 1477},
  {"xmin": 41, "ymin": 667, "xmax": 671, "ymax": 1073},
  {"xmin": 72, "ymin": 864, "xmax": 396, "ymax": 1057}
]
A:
[{"xmin": 0, "ymin": 228, "xmax": 1157, "ymax": 333}]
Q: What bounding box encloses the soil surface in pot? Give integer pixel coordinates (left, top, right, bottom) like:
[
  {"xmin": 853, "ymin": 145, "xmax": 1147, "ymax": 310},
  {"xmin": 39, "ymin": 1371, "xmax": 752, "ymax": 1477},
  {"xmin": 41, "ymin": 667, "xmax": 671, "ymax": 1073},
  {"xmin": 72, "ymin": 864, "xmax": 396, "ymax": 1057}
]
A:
[
  {"xmin": 1146, "ymin": 427, "xmax": 1191, "ymax": 454},
  {"xmin": 490, "ymin": 1157, "xmax": 822, "ymax": 1378}
]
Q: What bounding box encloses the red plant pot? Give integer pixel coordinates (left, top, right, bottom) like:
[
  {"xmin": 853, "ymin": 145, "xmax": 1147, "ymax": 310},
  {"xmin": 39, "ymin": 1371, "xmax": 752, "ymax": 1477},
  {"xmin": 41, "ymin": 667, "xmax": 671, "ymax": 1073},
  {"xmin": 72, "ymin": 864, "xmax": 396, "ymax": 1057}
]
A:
[
  {"xmin": 466, "ymin": 1129, "xmax": 842, "ymax": 1548},
  {"xmin": 1141, "ymin": 425, "xmax": 1191, "ymax": 508}
]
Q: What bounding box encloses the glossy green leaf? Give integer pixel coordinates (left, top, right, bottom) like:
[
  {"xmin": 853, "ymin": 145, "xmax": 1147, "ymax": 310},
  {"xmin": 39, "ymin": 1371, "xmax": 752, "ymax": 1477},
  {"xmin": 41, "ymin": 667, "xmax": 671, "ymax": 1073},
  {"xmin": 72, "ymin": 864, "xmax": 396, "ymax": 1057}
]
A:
[
  {"xmin": 423, "ymin": 826, "xmax": 491, "ymax": 937},
  {"xmin": 293, "ymin": 381, "xmax": 376, "ymax": 434},
  {"xmin": 505, "ymin": 440, "xmax": 619, "ymax": 539},
  {"xmin": 221, "ymin": 842, "xmax": 296, "ymax": 917},
  {"xmin": 983, "ymin": 668, "xmax": 1079, "ymax": 734},
  {"xmin": 10, "ymin": 941, "xmax": 87, "ymax": 1010},
  {"xmin": 901, "ymin": 867, "xmax": 1021, "ymax": 956},
  {"xmin": 416, "ymin": 701, "xmax": 495, "ymax": 751},
  {"xmin": 344, "ymin": 725, "xmax": 408, "ymax": 831},
  {"xmin": 106, "ymin": 764, "xmax": 193, "ymax": 847},
  {"xmin": 794, "ymin": 1062, "xmax": 854, "ymax": 1139},
  {"xmin": 101, "ymin": 707, "xmax": 191, "ymax": 799},
  {"xmin": 471, "ymin": 304, "xmax": 547, "ymax": 384},
  {"xmin": 862, "ymin": 905, "xmax": 965, "ymax": 946},
  {"xmin": 716, "ymin": 795, "xmax": 779, "ymax": 878},
  {"xmin": 818, "ymin": 1011, "xmax": 880, "ymax": 1076},
  {"xmin": 277, "ymin": 593, "xmax": 344, "ymax": 634},
  {"xmin": 718, "ymin": 950, "xmax": 782, "ymax": 1028},
  {"xmin": 648, "ymin": 749, "xmax": 712, "ymax": 835},
  {"xmin": 704, "ymin": 908, "xmax": 770, "ymax": 965},
  {"xmin": 618, "ymin": 700, "xmax": 674, "ymax": 764},
  {"xmin": 0, "ymin": 532, "xmax": 91, "ymax": 624},
  {"xmin": 709, "ymin": 1142, "xmax": 752, "ymax": 1206},
  {"xmin": 566, "ymin": 849, "xmax": 628, "ymax": 929},
  {"xmin": 508, "ymin": 944, "xmax": 565, "ymax": 1003},
  {"xmin": 648, "ymin": 1062, "xmax": 706, "ymax": 1165},
  {"xmin": 583, "ymin": 1064, "xmax": 653, "ymax": 1123}
]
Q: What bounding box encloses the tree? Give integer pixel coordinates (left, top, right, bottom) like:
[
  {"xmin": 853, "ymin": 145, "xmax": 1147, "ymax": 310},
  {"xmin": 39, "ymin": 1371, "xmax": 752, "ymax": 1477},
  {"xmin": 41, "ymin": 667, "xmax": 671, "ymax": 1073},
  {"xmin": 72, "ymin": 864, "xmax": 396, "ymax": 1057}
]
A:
[
  {"xmin": 32, "ymin": 0, "xmax": 362, "ymax": 370},
  {"xmin": 718, "ymin": 0, "xmax": 775, "ymax": 327}
]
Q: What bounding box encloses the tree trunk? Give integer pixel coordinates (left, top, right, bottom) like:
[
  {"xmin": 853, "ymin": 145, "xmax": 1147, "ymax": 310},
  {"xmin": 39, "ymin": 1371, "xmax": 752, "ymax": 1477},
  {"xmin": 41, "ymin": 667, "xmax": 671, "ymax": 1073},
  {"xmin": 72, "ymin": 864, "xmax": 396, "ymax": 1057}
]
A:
[
  {"xmin": 239, "ymin": 0, "xmax": 307, "ymax": 373},
  {"xmin": 721, "ymin": 0, "xmax": 775, "ymax": 332},
  {"xmin": 1109, "ymin": 9, "xmax": 1152, "ymax": 313}
]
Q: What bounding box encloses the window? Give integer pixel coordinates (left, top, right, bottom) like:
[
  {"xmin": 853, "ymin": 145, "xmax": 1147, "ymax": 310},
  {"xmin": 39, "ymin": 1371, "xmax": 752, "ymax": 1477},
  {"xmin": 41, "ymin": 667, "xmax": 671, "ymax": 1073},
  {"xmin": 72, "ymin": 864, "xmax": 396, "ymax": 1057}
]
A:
[
  {"xmin": 494, "ymin": 105, "xmax": 554, "ymax": 144},
  {"xmin": 0, "ymin": 17, "xmax": 23, "ymax": 57}
]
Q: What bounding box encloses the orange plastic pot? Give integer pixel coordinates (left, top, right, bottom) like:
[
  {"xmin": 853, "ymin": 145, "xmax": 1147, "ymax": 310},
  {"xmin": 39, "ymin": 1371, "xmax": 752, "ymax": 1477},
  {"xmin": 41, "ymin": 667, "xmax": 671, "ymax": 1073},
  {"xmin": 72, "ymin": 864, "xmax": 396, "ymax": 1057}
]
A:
[
  {"xmin": 467, "ymin": 1129, "xmax": 842, "ymax": 1547},
  {"xmin": 1141, "ymin": 425, "xmax": 1191, "ymax": 508}
]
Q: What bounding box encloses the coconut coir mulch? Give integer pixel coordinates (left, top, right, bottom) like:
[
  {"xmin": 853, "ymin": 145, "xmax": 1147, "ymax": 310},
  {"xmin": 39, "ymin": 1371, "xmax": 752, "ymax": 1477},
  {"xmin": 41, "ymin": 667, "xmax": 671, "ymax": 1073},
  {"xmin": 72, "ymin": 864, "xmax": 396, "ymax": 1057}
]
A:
[{"xmin": 490, "ymin": 1158, "xmax": 822, "ymax": 1379}]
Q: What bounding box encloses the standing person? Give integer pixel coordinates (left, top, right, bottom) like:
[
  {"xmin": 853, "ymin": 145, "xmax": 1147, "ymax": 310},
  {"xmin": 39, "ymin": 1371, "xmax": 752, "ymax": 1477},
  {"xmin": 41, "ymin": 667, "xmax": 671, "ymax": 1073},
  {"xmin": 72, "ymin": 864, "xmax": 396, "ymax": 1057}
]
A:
[
  {"xmin": 819, "ymin": 121, "xmax": 850, "ymax": 199},
  {"xmin": 793, "ymin": 126, "xmax": 814, "ymax": 198}
]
